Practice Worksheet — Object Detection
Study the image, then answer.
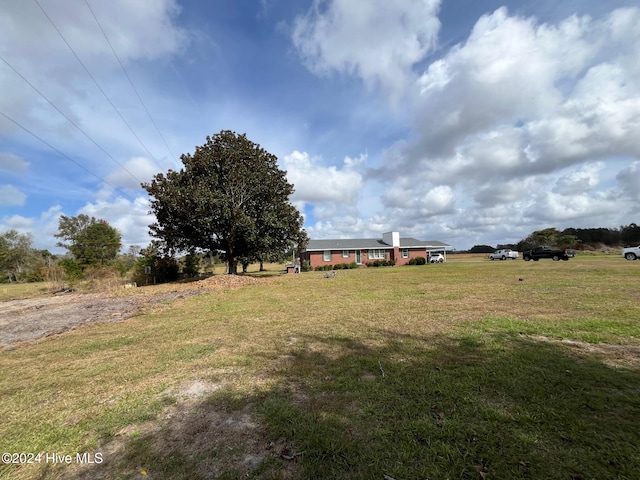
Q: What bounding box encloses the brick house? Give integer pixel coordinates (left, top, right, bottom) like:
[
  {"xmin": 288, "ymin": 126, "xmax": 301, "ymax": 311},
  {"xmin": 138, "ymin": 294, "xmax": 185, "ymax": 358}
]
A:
[{"xmin": 300, "ymin": 231, "xmax": 451, "ymax": 268}]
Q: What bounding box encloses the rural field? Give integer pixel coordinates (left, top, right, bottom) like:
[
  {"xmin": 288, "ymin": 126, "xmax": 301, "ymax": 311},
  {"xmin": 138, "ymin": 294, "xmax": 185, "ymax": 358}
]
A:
[{"xmin": 1, "ymin": 255, "xmax": 639, "ymax": 479}]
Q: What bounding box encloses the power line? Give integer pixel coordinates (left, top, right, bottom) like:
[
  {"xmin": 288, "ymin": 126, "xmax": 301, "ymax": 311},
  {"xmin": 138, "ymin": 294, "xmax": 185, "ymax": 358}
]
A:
[
  {"xmin": 0, "ymin": 109, "xmax": 136, "ymax": 202},
  {"xmin": 85, "ymin": 0, "xmax": 182, "ymax": 169},
  {"xmin": 32, "ymin": 0, "xmax": 168, "ymax": 172},
  {"xmin": 0, "ymin": 54, "xmax": 145, "ymax": 186}
]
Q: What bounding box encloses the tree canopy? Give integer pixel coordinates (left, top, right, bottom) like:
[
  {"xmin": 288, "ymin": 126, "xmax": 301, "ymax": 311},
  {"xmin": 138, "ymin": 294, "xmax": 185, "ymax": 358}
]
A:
[
  {"xmin": 143, "ymin": 130, "xmax": 307, "ymax": 274},
  {"xmin": 55, "ymin": 215, "xmax": 122, "ymax": 268},
  {"xmin": 0, "ymin": 230, "xmax": 34, "ymax": 282}
]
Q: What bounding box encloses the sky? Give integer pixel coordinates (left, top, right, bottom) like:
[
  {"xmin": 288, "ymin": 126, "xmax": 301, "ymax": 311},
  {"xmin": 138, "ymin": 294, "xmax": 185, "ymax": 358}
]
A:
[{"xmin": 1, "ymin": 0, "xmax": 639, "ymax": 253}]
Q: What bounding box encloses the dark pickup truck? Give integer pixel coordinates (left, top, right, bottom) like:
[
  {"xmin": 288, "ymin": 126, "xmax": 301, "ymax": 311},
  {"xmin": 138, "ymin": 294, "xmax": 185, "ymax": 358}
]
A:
[{"xmin": 522, "ymin": 246, "xmax": 576, "ymax": 261}]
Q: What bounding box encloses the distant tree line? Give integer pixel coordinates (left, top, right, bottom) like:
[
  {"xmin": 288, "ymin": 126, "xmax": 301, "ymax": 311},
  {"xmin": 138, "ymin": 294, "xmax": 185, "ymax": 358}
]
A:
[{"xmin": 466, "ymin": 223, "xmax": 640, "ymax": 253}]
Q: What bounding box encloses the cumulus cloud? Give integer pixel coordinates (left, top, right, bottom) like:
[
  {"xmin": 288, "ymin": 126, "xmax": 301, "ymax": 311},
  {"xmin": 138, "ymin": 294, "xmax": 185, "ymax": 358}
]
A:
[
  {"xmin": 292, "ymin": 0, "xmax": 441, "ymax": 99},
  {"xmin": 412, "ymin": 8, "xmax": 601, "ymax": 159},
  {"xmin": 1, "ymin": 214, "xmax": 33, "ymax": 231},
  {"xmin": 0, "ymin": 153, "xmax": 30, "ymax": 172},
  {"xmin": 364, "ymin": 7, "xmax": 640, "ymax": 240},
  {"xmin": 525, "ymin": 190, "xmax": 620, "ymax": 223},
  {"xmin": 552, "ymin": 163, "xmax": 603, "ymax": 195},
  {"xmin": 105, "ymin": 156, "xmax": 160, "ymax": 191},
  {"xmin": 616, "ymin": 160, "xmax": 640, "ymax": 200},
  {"xmin": 79, "ymin": 196, "xmax": 154, "ymax": 248},
  {"xmin": 0, "ymin": 185, "xmax": 26, "ymax": 206},
  {"xmin": 0, "ymin": 0, "xmax": 188, "ymax": 136},
  {"xmin": 0, "ymin": 205, "xmax": 62, "ymax": 251},
  {"xmin": 282, "ymin": 150, "xmax": 364, "ymax": 206}
]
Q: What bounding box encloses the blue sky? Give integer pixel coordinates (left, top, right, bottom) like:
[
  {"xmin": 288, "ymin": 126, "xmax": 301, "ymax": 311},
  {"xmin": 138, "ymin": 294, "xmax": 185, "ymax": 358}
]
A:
[{"xmin": 1, "ymin": 0, "xmax": 639, "ymax": 253}]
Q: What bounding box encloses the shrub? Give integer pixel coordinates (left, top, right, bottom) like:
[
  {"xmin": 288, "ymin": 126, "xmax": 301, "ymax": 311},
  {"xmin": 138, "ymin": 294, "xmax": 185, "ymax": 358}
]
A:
[
  {"xmin": 408, "ymin": 257, "xmax": 426, "ymax": 265},
  {"xmin": 301, "ymin": 260, "xmax": 312, "ymax": 272},
  {"xmin": 59, "ymin": 258, "xmax": 83, "ymax": 282},
  {"xmin": 315, "ymin": 265, "xmax": 333, "ymax": 271},
  {"xmin": 331, "ymin": 262, "xmax": 358, "ymax": 270},
  {"xmin": 366, "ymin": 259, "xmax": 394, "ymax": 267}
]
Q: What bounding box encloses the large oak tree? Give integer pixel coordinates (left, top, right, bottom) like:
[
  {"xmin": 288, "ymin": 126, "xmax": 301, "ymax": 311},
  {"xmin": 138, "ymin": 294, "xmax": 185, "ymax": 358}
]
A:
[{"xmin": 143, "ymin": 130, "xmax": 307, "ymax": 274}]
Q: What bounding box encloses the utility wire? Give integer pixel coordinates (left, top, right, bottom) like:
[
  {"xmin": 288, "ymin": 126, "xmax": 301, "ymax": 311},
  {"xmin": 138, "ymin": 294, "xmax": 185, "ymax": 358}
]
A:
[
  {"xmin": 85, "ymin": 0, "xmax": 182, "ymax": 169},
  {"xmin": 0, "ymin": 54, "xmax": 144, "ymax": 185},
  {"xmin": 0, "ymin": 109, "xmax": 136, "ymax": 202},
  {"xmin": 33, "ymin": 0, "xmax": 167, "ymax": 171}
]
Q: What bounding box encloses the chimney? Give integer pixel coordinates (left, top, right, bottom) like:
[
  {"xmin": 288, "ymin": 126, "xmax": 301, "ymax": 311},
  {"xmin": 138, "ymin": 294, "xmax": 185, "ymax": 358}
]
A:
[
  {"xmin": 383, "ymin": 232, "xmax": 400, "ymax": 262},
  {"xmin": 383, "ymin": 231, "xmax": 400, "ymax": 247}
]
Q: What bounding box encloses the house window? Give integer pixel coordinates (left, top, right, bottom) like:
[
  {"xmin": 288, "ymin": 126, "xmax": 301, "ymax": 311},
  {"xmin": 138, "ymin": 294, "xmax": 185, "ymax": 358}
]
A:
[
  {"xmin": 368, "ymin": 249, "xmax": 386, "ymax": 259},
  {"xmin": 323, "ymin": 250, "xmax": 332, "ymax": 261},
  {"xmin": 342, "ymin": 250, "xmax": 350, "ymax": 258},
  {"xmin": 402, "ymin": 249, "xmax": 409, "ymax": 258}
]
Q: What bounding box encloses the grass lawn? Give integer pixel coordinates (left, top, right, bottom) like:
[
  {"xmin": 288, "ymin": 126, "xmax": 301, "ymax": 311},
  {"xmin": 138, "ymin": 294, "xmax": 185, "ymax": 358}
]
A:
[{"xmin": 1, "ymin": 255, "xmax": 639, "ymax": 479}]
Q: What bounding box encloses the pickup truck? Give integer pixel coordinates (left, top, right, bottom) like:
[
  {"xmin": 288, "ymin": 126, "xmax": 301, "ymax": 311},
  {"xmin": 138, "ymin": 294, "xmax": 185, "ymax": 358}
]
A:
[
  {"xmin": 522, "ymin": 246, "xmax": 576, "ymax": 261},
  {"xmin": 489, "ymin": 249, "xmax": 518, "ymax": 260},
  {"xmin": 622, "ymin": 245, "xmax": 640, "ymax": 260}
]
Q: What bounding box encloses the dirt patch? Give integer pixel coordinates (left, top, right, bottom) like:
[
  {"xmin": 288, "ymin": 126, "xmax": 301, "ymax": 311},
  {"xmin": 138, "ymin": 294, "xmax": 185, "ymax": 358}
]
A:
[
  {"xmin": 0, "ymin": 275, "xmax": 262, "ymax": 349},
  {"xmin": 68, "ymin": 379, "xmax": 300, "ymax": 480}
]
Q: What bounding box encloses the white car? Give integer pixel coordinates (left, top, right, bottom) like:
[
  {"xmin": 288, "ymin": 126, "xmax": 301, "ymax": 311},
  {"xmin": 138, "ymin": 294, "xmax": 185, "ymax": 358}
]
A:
[
  {"xmin": 489, "ymin": 249, "xmax": 518, "ymax": 260},
  {"xmin": 622, "ymin": 245, "xmax": 640, "ymax": 260},
  {"xmin": 428, "ymin": 253, "xmax": 444, "ymax": 263}
]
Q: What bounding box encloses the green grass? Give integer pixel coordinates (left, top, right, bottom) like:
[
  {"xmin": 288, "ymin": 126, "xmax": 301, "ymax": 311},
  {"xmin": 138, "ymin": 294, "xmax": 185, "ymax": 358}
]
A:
[{"xmin": 1, "ymin": 256, "xmax": 640, "ymax": 479}]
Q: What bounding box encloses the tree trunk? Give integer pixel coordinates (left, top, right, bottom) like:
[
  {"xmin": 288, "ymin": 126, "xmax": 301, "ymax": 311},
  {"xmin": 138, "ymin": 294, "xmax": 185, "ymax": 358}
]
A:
[
  {"xmin": 259, "ymin": 260, "xmax": 265, "ymax": 271},
  {"xmin": 227, "ymin": 257, "xmax": 238, "ymax": 275}
]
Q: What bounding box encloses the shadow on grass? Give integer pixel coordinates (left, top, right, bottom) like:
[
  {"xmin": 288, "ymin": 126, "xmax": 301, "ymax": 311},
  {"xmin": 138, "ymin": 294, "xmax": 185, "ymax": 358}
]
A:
[{"xmin": 63, "ymin": 331, "xmax": 640, "ymax": 480}]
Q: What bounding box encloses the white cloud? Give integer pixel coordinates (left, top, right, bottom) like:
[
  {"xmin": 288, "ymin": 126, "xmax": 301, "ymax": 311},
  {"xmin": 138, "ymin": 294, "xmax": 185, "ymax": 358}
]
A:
[
  {"xmin": 552, "ymin": 162, "xmax": 603, "ymax": 195},
  {"xmin": 282, "ymin": 150, "xmax": 364, "ymax": 207},
  {"xmin": 0, "ymin": 0, "xmax": 188, "ymax": 137},
  {"xmin": 382, "ymin": 184, "xmax": 454, "ymax": 217},
  {"xmin": 293, "ymin": 0, "xmax": 441, "ymax": 100},
  {"xmin": 0, "ymin": 205, "xmax": 62, "ymax": 251},
  {"xmin": 1, "ymin": 214, "xmax": 33, "ymax": 230},
  {"xmin": 0, "ymin": 185, "xmax": 26, "ymax": 206},
  {"xmin": 413, "ymin": 7, "xmax": 601, "ymax": 159},
  {"xmin": 358, "ymin": 6, "xmax": 640, "ymax": 246},
  {"xmin": 0, "ymin": 153, "xmax": 30, "ymax": 172},
  {"xmin": 105, "ymin": 156, "xmax": 160, "ymax": 191},
  {"xmin": 616, "ymin": 160, "xmax": 640, "ymax": 201},
  {"xmin": 525, "ymin": 190, "xmax": 620, "ymax": 223},
  {"xmin": 79, "ymin": 196, "xmax": 154, "ymax": 248}
]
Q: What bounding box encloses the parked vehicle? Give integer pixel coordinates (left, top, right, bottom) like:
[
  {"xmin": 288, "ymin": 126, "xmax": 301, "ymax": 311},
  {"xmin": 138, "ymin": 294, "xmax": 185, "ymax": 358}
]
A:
[
  {"xmin": 522, "ymin": 246, "xmax": 576, "ymax": 261},
  {"xmin": 428, "ymin": 253, "xmax": 444, "ymax": 263},
  {"xmin": 622, "ymin": 245, "xmax": 640, "ymax": 260},
  {"xmin": 489, "ymin": 249, "xmax": 518, "ymax": 260}
]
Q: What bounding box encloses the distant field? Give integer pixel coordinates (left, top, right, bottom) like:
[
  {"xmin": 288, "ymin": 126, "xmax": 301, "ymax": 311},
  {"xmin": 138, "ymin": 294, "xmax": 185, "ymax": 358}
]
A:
[
  {"xmin": 0, "ymin": 282, "xmax": 49, "ymax": 301},
  {"xmin": 1, "ymin": 256, "xmax": 639, "ymax": 479}
]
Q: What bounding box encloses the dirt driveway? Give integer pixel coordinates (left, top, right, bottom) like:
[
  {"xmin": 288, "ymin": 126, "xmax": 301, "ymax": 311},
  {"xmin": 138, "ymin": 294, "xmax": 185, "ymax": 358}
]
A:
[{"xmin": 0, "ymin": 275, "xmax": 260, "ymax": 349}]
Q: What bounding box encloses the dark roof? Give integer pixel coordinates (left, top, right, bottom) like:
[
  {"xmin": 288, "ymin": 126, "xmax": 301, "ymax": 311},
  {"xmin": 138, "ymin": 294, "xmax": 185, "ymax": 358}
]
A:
[
  {"xmin": 399, "ymin": 237, "xmax": 450, "ymax": 248},
  {"xmin": 305, "ymin": 237, "xmax": 451, "ymax": 251},
  {"xmin": 306, "ymin": 238, "xmax": 389, "ymax": 251}
]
